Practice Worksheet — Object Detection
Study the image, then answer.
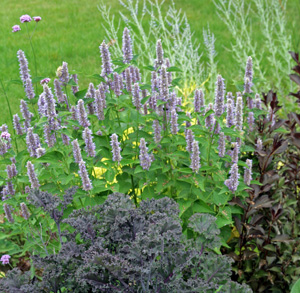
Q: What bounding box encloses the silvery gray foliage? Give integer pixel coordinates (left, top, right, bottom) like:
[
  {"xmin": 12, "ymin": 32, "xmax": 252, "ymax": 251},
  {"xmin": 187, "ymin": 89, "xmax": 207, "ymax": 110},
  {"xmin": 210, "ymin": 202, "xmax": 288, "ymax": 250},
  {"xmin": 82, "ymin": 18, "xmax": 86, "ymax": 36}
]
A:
[{"xmin": 0, "ymin": 193, "xmax": 251, "ymax": 292}]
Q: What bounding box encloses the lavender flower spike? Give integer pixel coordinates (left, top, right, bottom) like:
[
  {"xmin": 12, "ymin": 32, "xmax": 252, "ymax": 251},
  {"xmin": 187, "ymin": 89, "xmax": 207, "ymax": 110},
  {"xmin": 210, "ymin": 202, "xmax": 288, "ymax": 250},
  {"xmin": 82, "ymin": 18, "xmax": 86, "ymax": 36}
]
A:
[
  {"xmin": 139, "ymin": 138, "xmax": 152, "ymax": 170},
  {"xmin": 256, "ymin": 138, "xmax": 263, "ymax": 152},
  {"xmin": 245, "ymin": 56, "xmax": 253, "ymax": 82},
  {"xmin": 26, "ymin": 127, "xmax": 39, "ymax": 157},
  {"xmin": 235, "ymin": 94, "xmax": 243, "ymax": 132},
  {"xmin": 44, "ymin": 124, "xmax": 56, "ymax": 148},
  {"xmin": 248, "ymin": 112, "xmax": 255, "ymax": 131},
  {"xmin": 113, "ymin": 73, "xmax": 122, "ymax": 96},
  {"xmin": 218, "ymin": 132, "xmax": 226, "ymax": 157},
  {"xmin": 170, "ymin": 109, "xmax": 179, "ymax": 135},
  {"xmin": 20, "ymin": 99, "xmax": 32, "ymax": 129},
  {"xmin": 194, "ymin": 89, "xmax": 204, "ymax": 113},
  {"xmin": 125, "ymin": 67, "xmax": 132, "ymax": 93},
  {"xmin": 20, "ymin": 202, "xmax": 30, "ymax": 220},
  {"xmin": 225, "ymin": 163, "xmax": 240, "ymax": 193},
  {"xmin": 122, "ymin": 27, "xmax": 133, "ymax": 64},
  {"xmin": 110, "ymin": 133, "xmax": 122, "ymax": 163},
  {"xmin": 100, "ymin": 40, "xmax": 113, "ymax": 77},
  {"xmin": 60, "ymin": 62, "xmax": 69, "ymax": 84},
  {"xmin": 25, "ymin": 78, "xmax": 35, "ymax": 99},
  {"xmin": 54, "ymin": 79, "xmax": 65, "ymax": 103},
  {"xmin": 77, "ymin": 99, "xmax": 90, "ymax": 127},
  {"xmin": 132, "ymin": 83, "xmax": 142, "ymax": 110},
  {"xmin": 13, "ymin": 114, "xmax": 23, "ymax": 135},
  {"xmin": 190, "ymin": 140, "xmax": 201, "ymax": 173},
  {"xmin": 226, "ymin": 97, "xmax": 235, "ymax": 128},
  {"xmin": 255, "ymin": 93, "xmax": 262, "ymax": 109},
  {"xmin": 43, "ymin": 84, "xmax": 57, "ymax": 119},
  {"xmin": 153, "ymin": 120, "xmax": 162, "ymax": 144},
  {"xmin": 232, "ymin": 142, "xmax": 240, "ymax": 163},
  {"xmin": 17, "ymin": 50, "xmax": 30, "ymax": 85},
  {"xmin": 155, "ymin": 39, "xmax": 164, "ymax": 68},
  {"xmin": 159, "ymin": 65, "xmax": 169, "ymax": 101},
  {"xmin": 214, "ymin": 75, "xmax": 225, "ymax": 117},
  {"xmin": 71, "ymin": 139, "xmax": 83, "ymax": 163},
  {"xmin": 26, "ymin": 161, "xmax": 40, "ymax": 189},
  {"xmin": 185, "ymin": 129, "xmax": 195, "ymax": 152},
  {"xmin": 71, "ymin": 74, "xmax": 79, "ymax": 94},
  {"xmin": 244, "ymin": 159, "xmax": 252, "ymax": 186},
  {"xmin": 95, "ymin": 89, "xmax": 105, "ymax": 120},
  {"xmin": 244, "ymin": 77, "xmax": 253, "ymax": 94},
  {"xmin": 205, "ymin": 103, "xmax": 215, "ymax": 131},
  {"xmin": 3, "ymin": 203, "xmax": 14, "ymax": 223},
  {"xmin": 78, "ymin": 160, "xmax": 93, "ymax": 191},
  {"xmin": 83, "ymin": 128, "xmax": 96, "ymax": 157}
]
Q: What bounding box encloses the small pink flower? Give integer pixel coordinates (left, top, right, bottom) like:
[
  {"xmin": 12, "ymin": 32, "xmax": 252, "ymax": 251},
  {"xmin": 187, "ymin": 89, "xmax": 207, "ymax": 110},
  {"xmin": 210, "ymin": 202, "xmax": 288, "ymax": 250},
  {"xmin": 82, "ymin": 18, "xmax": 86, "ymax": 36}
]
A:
[
  {"xmin": 0, "ymin": 255, "xmax": 11, "ymax": 265},
  {"xmin": 20, "ymin": 15, "xmax": 32, "ymax": 23},
  {"xmin": 12, "ymin": 25, "xmax": 21, "ymax": 32},
  {"xmin": 33, "ymin": 16, "xmax": 42, "ymax": 22},
  {"xmin": 40, "ymin": 78, "xmax": 51, "ymax": 85},
  {"xmin": 1, "ymin": 132, "xmax": 11, "ymax": 141}
]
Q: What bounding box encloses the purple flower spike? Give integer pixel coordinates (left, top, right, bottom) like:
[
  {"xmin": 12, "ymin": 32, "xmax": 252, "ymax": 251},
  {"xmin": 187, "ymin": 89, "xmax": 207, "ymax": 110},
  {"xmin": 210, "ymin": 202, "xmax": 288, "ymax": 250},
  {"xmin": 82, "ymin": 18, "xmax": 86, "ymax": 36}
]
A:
[
  {"xmin": 218, "ymin": 132, "xmax": 226, "ymax": 158},
  {"xmin": 244, "ymin": 77, "xmax": 253, "ymax": 94},
  {"xmin": 78, "ymin": 160, "xmax": 92, "ymax": 191},
  {"xmin": 76, "ymin": 99, "xmax": 90, "ymax": 128},
  {"xmin": 3, "ymin": 204, "xmax": 14, "ymax": 223},
  {"xmin": 11, "ymin": 164, "xmax": 18, "ymax": 177},
  {"xmin": 194, "ymin": 89, "xmax": 204, "ymax": 113},
  {"xmin": 26, "ymin": 127, "xmax": 40, "ymax": 157},
  {"xmin": 235, "ymin": 94, "xmax": 243, "ymax": 132},
  {"xmin": 44, "ymin": 124, "xmax": 56, "ymax": 148},
  {"xmin": 20, "ymin": 14, "xmax": 32, "ymax": 23},
  {"xmin": 71, "ymin": 139, "xmax": 83, "ymax": 163},
  {"xmin": 170, "ymin": 109, "xmax": 179, "ymax": 135},
  {"xmin": 33, "ymin": 16, "xmax": 42, "ymax": 22},
  {"xmin": 248, "ymin": 112, "xmax": 255, "ymax": 131},
  {"xmin": 25, "ymin": 78, "xmax": 35, "ymax": 99},
  {"xmin": 17, "ymin": 50, "xmax": 30, "ymax": 85},
  {"xmin": 71, "ymin": 74, "xmax": 79, "ymax": 94},
  {"xmin": 153, "ymin": 120, "xmax": 162, "ymax": 144},
  {"xmin": 232, "ymin": 142, "xmax": 240, "ymax": 163},
  {"xmin": 225, "ymin": 163, "xmax": 240, "ymax": 193},
  {"xmin": 214, "ymin": 75, "xmax": 225, "ymax": 117},
  {"xmin": 139, "ymin": 138, "xmax": 152, "ymax": 170},
  {"xmin": 185, "ymin": 129, "xmax": 195, "ymax": 153},
  {"xmin": 122, "ymin": 27, "xmax": 133, "ymax": 64},
  {"xmin": 244, "ymin": 159, "xmax": 252, "ymax": 186},
  {"xmin": 226, "ymin": 97, "xmax": 235, "ymax": 128},
  {"xmin": 205, "ymin": 103, "xmax": 215, "ymax": 131},
  {"xmin": 36, "ymin": 147, "xmax": 46, "ymax": 158},
  {"xmin": 12, "ymin": 25, "xmax": 21, "ymax": 32},
  {"xmin": 165, "ymin": 58, "xmax": 172, "ymax": 84},
  {"xmin": 95, "ymin": 89, "xmax": 105, "ymax": 120},
  {"xmin": 1, "ymin": 254, "xmax": 11, "ymax": 265},
  {"xmin": 54, "ymin": 79, "xmax": 65, "ymax": 103},
  {"xmin": 61, "ymin": 133, "xmax": 70, "ymax": 146},
  {"xmin": 245, "ymin": 56, "xmax": 253, "ymax": 82},
  {"xmin": 83, "ymin": 128, "xmax": 96, "ymax": 158},
  {"xmin": 190, "ymin": 140, "xmax": 201, "ymax": 173},
  {"xmin": 26, "ymin": 161, "xmax": 40, "ymax": 189},
  {"xmin": 155, "ymin": 39, "xmax": 164, "ymax": 68},
  {"xmin": 110, "ymin": 133, "xmax": 122, "ymax": 163},
  {"xmin": 43, "ymin": 84, "xmax": 57, "ymax": 118},
  {"xmin": 159, "ymin": 66, "xmax": 169, "ymax": 102},
  {"xmin": 20, "ymin": 202, "xmax": 30, "ymax": 220},
  {"xmin": 113, "ymin": 73, "xmax": 122, "ymax": 96},
  {"xmin": 6, "ymin": 165, "xmax": 13, "ymax": 179},
  {"xmin": 100, "ymin": 41, "xmax": 113, "ymax": 77},
  {"xmin": 60, "ymin": 62, "xmax": 69, "ymax": 84},
  {"xmin": 7, "ymin": 182, "xmax": 15, "ymax": 195},
  {"xmin": 255, "ymin": 93, "xmax": 262, "ymax": 109},
  {"xmin": 132, "ymin": 83, "xmax": 142, "ymax": 110},
  {"xmin": 20, "ymin": 99, "xmax": 32, "ymax": 129}
]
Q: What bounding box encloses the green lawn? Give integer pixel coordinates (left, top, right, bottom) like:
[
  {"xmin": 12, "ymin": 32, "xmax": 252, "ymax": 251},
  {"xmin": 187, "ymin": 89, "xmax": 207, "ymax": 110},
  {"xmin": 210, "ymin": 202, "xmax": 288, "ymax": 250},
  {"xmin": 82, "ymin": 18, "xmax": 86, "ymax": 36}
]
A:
[{"xmin": 0, "ymin": 0, "xmax": 299, "ymax": 129}]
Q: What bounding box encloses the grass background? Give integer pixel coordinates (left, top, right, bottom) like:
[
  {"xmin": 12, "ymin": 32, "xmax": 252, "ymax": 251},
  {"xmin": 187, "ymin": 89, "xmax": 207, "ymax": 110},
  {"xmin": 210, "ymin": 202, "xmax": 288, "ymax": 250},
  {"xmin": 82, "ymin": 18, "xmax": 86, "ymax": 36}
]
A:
[{"xmin": 0, "ymin": 0, "xmax": 299, "ymax": 130}]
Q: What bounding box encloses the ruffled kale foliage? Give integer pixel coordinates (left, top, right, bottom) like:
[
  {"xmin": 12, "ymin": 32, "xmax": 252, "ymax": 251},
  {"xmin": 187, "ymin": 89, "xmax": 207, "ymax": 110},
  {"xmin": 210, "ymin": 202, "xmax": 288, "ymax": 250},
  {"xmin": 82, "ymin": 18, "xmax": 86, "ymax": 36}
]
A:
[{"xmin": 0, "ymin": 191, "xmax": 251, "ymax": 293}]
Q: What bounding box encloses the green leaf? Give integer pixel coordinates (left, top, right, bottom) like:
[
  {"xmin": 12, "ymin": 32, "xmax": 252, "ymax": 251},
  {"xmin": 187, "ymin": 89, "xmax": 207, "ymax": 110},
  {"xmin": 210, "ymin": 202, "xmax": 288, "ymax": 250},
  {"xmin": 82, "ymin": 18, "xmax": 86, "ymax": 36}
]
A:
[
  {"xmin": 35, "ymin": 151, "xmax": 64, "ymax": 164},
  {"xmin": 67, "ymin": 78, "xmax": 77, "ymax": 86},
  {"xmin": 143, "ymin": 65, "xmax": 156, "ymax": 71},
  {"xmin": 75, "ymin": 89, "xmax": 87, "ymax": 99},
  {"xmin": 291, "ymin": 278, "xmax": 300, "ymax": 293},
  {"xmin": 167, "ymin": 66, "xmax": 182, "ymax": 72},
  {"xmin": 9, "ymin": 79, "xmax": 23, "ymax": 85},
  {"xmin": 90, "ymin": 74, "xmax": 106, "ymax": 83},
  {"xmin": 171, "ymin": 77, "xmax": 181, "ymax": 86},
  {"xmin": 105, "ymin": 169, "xmax": 115, "ymax": 182},
  {"xmin": 114, "ymin": 65, "xmax": 129, "ymax": 74}
]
